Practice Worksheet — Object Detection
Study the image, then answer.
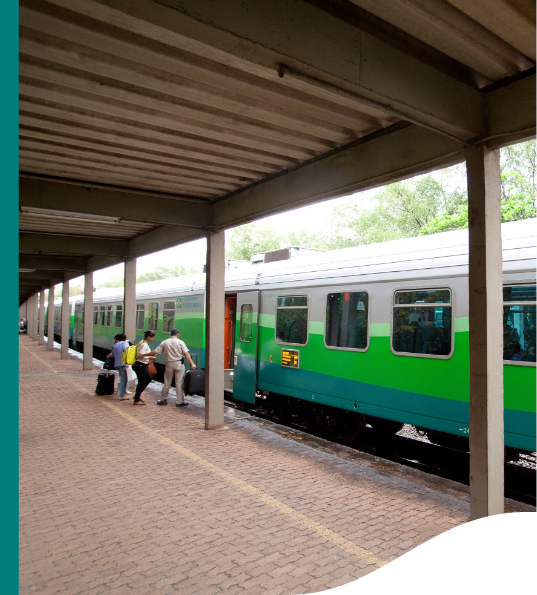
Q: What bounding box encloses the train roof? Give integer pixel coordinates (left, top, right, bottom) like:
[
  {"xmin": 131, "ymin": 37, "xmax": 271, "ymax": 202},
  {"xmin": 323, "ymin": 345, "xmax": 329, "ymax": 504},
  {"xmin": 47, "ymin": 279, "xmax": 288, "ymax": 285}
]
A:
[{"xmin": 61, "ymin": 219, "xmax": 536, "ymax": 304}]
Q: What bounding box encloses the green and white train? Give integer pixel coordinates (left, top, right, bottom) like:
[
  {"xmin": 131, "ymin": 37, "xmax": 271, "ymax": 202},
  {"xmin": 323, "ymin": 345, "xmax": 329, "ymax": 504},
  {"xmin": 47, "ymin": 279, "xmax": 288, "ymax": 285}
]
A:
[{"xmin": 53, "ymin": 219, "xmax": 536, "ymax": 454}]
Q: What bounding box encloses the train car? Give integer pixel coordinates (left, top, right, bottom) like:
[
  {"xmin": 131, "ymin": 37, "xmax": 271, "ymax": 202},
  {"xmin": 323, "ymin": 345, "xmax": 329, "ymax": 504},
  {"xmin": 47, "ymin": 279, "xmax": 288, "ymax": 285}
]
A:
[{"xmin": 51, "ymin": 219, "xmax": 536, "ymax": 454}]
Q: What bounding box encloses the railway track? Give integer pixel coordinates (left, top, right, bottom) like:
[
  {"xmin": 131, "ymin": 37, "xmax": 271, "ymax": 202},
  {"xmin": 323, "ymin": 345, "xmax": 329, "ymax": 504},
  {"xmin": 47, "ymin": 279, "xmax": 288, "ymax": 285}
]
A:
[{"xmin": 224, "ymin": 395, "xmax": 536, "ymax": 507}]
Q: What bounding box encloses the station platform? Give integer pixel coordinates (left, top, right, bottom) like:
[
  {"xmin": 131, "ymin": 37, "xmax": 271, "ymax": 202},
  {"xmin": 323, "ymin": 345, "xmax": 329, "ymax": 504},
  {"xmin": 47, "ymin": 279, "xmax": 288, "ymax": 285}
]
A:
[{"xmin": 19, "ymin": 335, "xmax": 533, "ymax": 595}]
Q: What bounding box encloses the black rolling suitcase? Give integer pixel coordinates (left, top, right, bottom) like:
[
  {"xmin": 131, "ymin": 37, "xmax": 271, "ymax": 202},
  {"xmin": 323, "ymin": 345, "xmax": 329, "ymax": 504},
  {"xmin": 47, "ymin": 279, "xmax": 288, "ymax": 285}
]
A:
[
  {"xmin": 184, "ymin": 369, "xmax": 205, "ymax": 396},
  {"xmin": 95, "ymin": 371, "xmax": 115, "ymax": 396}
]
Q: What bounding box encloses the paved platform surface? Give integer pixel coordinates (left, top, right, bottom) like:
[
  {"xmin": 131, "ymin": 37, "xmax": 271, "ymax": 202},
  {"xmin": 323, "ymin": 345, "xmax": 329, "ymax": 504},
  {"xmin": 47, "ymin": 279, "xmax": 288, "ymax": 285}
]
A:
[{"xmin": 19, "ymin": 336, "xmax": 533, "ymax": 595}]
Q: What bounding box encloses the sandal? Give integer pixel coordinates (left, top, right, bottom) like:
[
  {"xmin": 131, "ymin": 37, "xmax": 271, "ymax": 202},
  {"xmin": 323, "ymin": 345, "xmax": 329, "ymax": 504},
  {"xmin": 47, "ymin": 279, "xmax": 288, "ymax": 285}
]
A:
[{"xmin": 133, "ymin": 401, "xmax": 146, "ymax": 406}]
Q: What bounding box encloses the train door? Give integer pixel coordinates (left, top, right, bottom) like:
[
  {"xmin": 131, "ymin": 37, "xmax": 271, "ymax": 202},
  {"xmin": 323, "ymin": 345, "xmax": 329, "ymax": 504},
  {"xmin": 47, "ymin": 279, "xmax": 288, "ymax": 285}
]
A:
[
  {"xmin": 233, "ymin": 291, "xmax": 260, "ymax": 404},
  {"xmin": 224, "ymin": 296, "xmax": 236, "ymax": 369},
  {"xmin": 73, "ymin": 304, "xmax": 83, "ymax": 347}
]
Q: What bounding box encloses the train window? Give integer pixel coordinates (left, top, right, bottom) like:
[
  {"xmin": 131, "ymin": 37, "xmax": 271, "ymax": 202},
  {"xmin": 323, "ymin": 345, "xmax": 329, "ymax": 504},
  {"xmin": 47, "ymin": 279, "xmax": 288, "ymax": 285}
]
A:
[
  {"xmin": 325, "ymin": 291, "xmax": 369, "ymax": 350},
  {"xmin": 276, "ymin": 295, "xmax": 308, "ymax": 345},
  {"xmin": 148, "ymin": 302, "xmax": 159, "ymax": 331},
  {"xmin": 106, "ymin": 305, "xmax": 113, "ymax": 327},
  {"xmin": 136, "ymin": 303, "xmax": 145, "ymax": 330},
  {"xmin": 93, "ymin": 306, "xmax": 99, "ymax": 325},
  {"xmin": 392, "ymin": 288, "xmax": 452, "ymax": 357},
  {"xmin": 240, "ymin": 304, "xmax": 253, "ymax": 342},
  {"xmin": 163, "ymin": 302, "xmax": 175, "ymax": 333},
  {"xmin": 503, "ymin": 285, "xmax": 536, "ymax": 364},
  {"xmin": 115, "ymin": 305, "xmax": 123, "ymax": 328},
  {"xmin": 99, "ymin": 306, "xmax": 106, "ymax": 326}
]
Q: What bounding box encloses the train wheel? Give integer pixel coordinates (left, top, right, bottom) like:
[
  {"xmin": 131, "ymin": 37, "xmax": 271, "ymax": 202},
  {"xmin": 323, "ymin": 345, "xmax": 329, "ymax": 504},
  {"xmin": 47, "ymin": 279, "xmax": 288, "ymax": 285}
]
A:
[{"xmin": 338, "ymin": 411, "xmax": 366, "ymax": 444}]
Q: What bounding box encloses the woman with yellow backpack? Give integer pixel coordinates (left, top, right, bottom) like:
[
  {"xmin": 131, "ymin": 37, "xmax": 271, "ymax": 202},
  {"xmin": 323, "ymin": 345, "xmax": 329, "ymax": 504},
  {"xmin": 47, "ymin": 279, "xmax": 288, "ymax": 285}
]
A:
[{"xmin": 131, "ymin": 331, "xmax": 156, "ymax": 405}]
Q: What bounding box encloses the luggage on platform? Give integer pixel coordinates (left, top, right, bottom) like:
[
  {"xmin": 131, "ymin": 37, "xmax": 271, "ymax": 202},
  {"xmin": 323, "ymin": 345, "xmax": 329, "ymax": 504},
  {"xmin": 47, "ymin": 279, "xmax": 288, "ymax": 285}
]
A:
[
  {"xmin": 184, "ymin": 369, "xmax": 205, "ymax": 396},
  {"xmin": 95, "ymin": 371, "xmax": 115, "ymax": 396}
]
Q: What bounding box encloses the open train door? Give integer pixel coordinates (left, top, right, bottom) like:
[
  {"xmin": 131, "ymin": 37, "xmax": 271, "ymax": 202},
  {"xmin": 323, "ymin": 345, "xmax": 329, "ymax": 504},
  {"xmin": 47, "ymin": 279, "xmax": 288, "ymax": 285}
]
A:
[
  {"xmin": 233, "ymin": 291, "xmax": 260, "ymax": 404},
  {"xmin": 73, "ymin": 303, "xmax": 83, "ymax": 348}
]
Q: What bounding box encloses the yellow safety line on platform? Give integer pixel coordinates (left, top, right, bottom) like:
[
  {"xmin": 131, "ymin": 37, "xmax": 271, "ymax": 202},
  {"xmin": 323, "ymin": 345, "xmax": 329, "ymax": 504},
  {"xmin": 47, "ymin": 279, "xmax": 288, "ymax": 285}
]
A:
[{"xmin": 23, "ymin": 344, "xmax": 388, "ymax": 568}]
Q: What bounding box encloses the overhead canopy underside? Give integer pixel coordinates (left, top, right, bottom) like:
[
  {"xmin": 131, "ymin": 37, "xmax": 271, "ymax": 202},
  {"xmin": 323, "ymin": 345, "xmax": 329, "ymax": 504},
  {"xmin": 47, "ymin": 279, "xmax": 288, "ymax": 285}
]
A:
[{"xmin": 19, "ymin": 0, "xmax": 536, "ymax": 303}]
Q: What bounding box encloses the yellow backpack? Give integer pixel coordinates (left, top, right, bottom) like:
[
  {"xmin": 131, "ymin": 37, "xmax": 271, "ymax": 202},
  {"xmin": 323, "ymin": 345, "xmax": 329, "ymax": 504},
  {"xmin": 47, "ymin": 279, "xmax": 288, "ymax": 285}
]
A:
[{"xmin": 121, "ymin": 341, "xmax": 142, "ymax": 365}]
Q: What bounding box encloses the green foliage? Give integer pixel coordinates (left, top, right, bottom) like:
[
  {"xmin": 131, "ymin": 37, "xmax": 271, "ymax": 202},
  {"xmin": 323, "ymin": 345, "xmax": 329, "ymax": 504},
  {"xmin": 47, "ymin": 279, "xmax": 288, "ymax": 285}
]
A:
[
  {"xmin": 226, "ymin": 141, "xmax": 535, "ymax": 260},
  {"xmin": 226, "ymin": 223, "xmax": 330, "ymax": 260},
  {"xmin": 99, "ymin": 275, "xmax": 124, "ymax": 288},
  {"xmin": 226, "ymin": 224, "xmax": 284, "ymax": 260},
  {"xmin": 421, "ymin": 141, "xmax": 536, "ymax": 235},
  {"xmin": 97, "ymin": 265, "xmax": 201, "ymax": 288},
  {"xmin": 137, "ymin": 265, "xmax": 200, "ymax": 284},
  {"xmin": 327, "ymin": 165, "xmax": 467, "ymax": 249}
]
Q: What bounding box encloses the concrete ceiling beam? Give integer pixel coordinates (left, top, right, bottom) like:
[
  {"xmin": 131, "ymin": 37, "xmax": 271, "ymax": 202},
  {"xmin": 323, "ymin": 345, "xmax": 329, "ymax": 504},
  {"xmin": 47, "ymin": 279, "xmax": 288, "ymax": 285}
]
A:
[
  {"xmin": 484, "ymin": 74, "xmax": 536, "ymax": 148},
  {"xmin": 19, "ymin": 151, "xmax": 238, "ymax": 193},
  {"xmin": 42, "ymin": 0, "xmax": 486, "ymax": 141},
  {"xmin": 20, "ymin": 3, "xmax": 388, "ymax": 132},
  {"xmin": 19, "ymin": 32, "xmax": 364, "ymax": 144},
  {"xmin": 19, "ymin": 100, "xmax": 293, "ymax": 170},
  {"xmin": 19, "ymin": 64, "xmax": 334, "ymax": 155},
  {"xmin": 127, "ymin": 225, "xmax": 207, "ymax": 260},
  {"xmin": 19, "ymin": 255, "xmax": 88, "ymax": 272},
  {"xmin": 213, "ymin": 123, "xmax": 466, "ymax": 230},
  {"xmin": 18, "ymin": 129, "xmax": 265, "ymax": 182},
  {"xmin": 20, "ymin": 271, "xmax": 66, "ymax": 285},
  {"xmin": 19, "ymin": 178, "xmax": 214, "ymax": 229},
  {"xmin": 19, "ymin": 232, "xmax": 129, "ymax": 257}
]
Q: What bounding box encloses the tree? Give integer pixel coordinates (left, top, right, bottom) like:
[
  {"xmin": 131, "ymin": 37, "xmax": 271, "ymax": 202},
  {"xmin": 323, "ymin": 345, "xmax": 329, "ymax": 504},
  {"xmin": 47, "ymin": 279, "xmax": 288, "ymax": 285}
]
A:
[
  {"xmin": 420, "ymin": 140, "xmax": 536, "ymax": 235},
  {"xmin": 99, "ymin": 275, "xmax": 124, "ymax": 288},
  {"xmin": 137, "ymin": 265, "xmax": 199, "ymax": 284},
  {"xmin": 326, "ymin": 169, "xmax": 466, "ymax": 248},
  {"xmin": 226, "ymin": 224, "xmax": 286, "ymax": 260}
]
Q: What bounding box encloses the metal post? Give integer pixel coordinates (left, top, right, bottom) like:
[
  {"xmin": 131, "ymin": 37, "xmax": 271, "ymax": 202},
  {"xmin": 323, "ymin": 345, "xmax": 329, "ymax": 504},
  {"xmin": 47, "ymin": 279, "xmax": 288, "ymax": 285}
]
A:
[
  {"xmin": 61, "ymin": 281, "xmax": 70, "ymax": 359},
  {"xmin": 205, "ymin": 230, "xmax": 225, "ymax": 430},
  {"xmin": 47, "ymin": 286, "xmax": 55, "ymax": 350},
  {"xmin": 38, "ymin": 290, "xmax": 46, "ymax": 345},
  {"xmin": 83, "ymin": 273, "xmax": 94, "ymax": 370},
  {"xmin": 467, "ymin": 144, "xmax": 504, "ymax": 520}
]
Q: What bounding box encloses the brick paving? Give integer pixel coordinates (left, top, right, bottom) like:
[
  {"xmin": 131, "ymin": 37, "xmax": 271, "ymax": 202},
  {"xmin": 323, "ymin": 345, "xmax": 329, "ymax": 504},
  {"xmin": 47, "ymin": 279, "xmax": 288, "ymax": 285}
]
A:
[{"xmin": 19, "ymin": 335, "xmax": 533, "ymax": 594}]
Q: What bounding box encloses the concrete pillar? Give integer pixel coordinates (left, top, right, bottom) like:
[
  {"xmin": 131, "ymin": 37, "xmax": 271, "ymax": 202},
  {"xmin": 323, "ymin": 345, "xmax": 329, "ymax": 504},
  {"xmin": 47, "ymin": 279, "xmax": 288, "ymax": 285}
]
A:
[
  {"xmin": 47, "ymin": 286, "xmax": 55, "ymax": 350},
  {"xmin": 83, "ymin": 273, "xmax": 94, "ymax": 370},
  {"xmin": 124, "ymin": 259, "xmax": 137, "ymax": 390},
  {"xmin": 30, "ymin": 293, "xmax": 38, "ymax": 340},
  {"xmin": 466, "ymin": 144, "xmax": 504, "ymax": 520},
  {"xmin": 26, "ymin": 296, "xmax": 33, "ymax": 339},
  {"xmin": 61, "ymin": 281, "xmax": 70, "ymax": 359},
  {"xmin": 38, "ymin": 290, "xmax": 46, "ymax": 345},
  {"xmin": 205, "ymin": 230, "xmax": 225, "ymax": 430},
  {"xmin": 124, "ymin": 259, "xmax": 136, "ymax": 342}
]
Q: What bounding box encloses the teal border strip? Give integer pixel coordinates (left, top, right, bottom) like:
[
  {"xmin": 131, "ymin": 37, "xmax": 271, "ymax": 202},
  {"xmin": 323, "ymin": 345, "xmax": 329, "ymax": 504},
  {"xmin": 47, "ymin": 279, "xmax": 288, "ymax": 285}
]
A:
[{"xmin": 5, "ymin": 1, "xmax": 19, "ymax": 593}]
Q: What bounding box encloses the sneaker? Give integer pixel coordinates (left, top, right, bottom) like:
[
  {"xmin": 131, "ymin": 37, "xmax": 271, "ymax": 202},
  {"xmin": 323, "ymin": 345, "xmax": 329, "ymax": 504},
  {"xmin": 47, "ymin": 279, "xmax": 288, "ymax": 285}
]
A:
[
  {"xmin": 176, "ymin": 402, "xmax": 189, "ymax": 407},
  {"xmin": 157, "ymin": 399, "xmax": 168, "ymax": 406}
]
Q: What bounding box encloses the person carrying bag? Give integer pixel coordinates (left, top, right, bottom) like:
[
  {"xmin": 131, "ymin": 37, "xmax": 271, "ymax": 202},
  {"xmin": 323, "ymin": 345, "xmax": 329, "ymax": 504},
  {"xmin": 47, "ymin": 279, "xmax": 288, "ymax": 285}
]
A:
[{"xmin": 131, "ymin": 331, "xmax": 156, "ymax": 406}]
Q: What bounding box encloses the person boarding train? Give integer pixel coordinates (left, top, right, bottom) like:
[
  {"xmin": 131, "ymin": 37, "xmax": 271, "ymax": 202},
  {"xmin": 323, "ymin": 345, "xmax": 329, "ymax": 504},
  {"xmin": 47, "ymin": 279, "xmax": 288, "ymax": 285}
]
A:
[{"xmin": 146, "ymin": 329, "xmax": 196, "ymax": 407}]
